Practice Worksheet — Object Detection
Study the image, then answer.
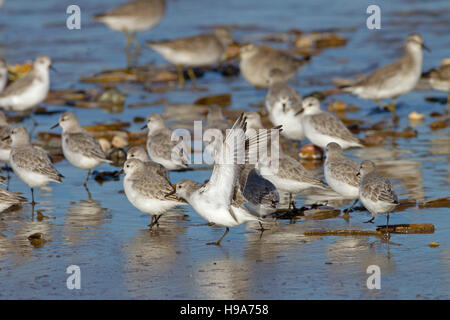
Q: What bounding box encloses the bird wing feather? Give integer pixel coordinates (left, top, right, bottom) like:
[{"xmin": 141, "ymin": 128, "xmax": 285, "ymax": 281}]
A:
[
  {"xmin": 65, "ymin": 131, "xmax": 110, "ymax": 162},
  {"xmin": 12, "ymin": 146, "xmax": 62, "ymax": 182},
  {"xmin": 310, "ymin": 112, "xmax": 360, "ymax": 144}
]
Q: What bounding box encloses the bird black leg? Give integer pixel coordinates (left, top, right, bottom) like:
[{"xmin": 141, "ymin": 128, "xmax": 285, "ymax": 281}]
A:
[
  {"xmin": 30, "ymin": 187, "xmax": 36, "ymax": 206},
  {"xmin": 148, "ymin": 215, "xmax": 162, "ymax": 228},
  {"xmin": 207, "ymin": 227, "xmax": 229, "ymax": 246},
  {"xmin": 288, "ymin": 193, "xmax": 297, "ymax": 212},
  {"xmin": 148, "ymin": 215, "xmax": 155, "ymax": 228},
  {"xmin": 257, "ymin": 221, "xmax": 269, "ymax": 233},
  {"xmin": 83, "ymin": 169, "xmax": 91, "ymax": 187},
  {"xmin": 84, "ymin": 183, "xmax": 92, "ymax": 200},
  {"xmin": 344, "ymin": 199, "xmax": 358, "ymax": 215},
  {"xmin": 364, "ymin": 216, "xmax": 375, "ymax": 223},
  {"xmin": 383, "ymin": 213, "xmax": 391, "ymax": 239}
]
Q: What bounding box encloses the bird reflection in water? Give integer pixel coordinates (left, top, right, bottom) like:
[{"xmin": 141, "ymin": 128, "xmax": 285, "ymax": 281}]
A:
[{"xmin": 63, "ymin": 185, "xmax": 112, "ymax": 246}]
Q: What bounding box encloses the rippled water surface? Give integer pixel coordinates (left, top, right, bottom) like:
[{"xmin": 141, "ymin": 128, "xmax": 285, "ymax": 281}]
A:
[{"xmin": 0, "ymin": 0, "xmax": 449, "ymax": 299}]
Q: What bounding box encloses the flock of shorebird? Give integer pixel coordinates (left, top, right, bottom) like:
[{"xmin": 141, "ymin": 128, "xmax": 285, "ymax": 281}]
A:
[{"xmin": 0, "ymin": 0, "xmax": 448, "ymax": 245}]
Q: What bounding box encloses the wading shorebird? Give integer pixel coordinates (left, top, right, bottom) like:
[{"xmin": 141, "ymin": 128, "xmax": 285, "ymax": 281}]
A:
[
  {"xmin": 147, "ymin": 28, "xmax": 233, "ymax": 89},
  {"xmin": 142, "ymin": 113, "xmax": 190, "ymax": 171},
  {"xmin": 324, "ymin": 142, "xmax": 360, "ymax": 214},
  {"xmin": 422, "ymin": 63, "xmax": 450, "ymax": 113},
  {"xmin": 265, "ymin": 68, "xmax": 304, "ymax": 141},
  {"xmin": 172, "ymin": 114, "xmax": 282, "ymax": 245},
  {"xmin": 51, "ymin": 112, "xmax": 112, "ymax": 186},
  {"xmin": 7, "ymin": 126, "xmax": 63, "ymax": 205},
  {"xmin": 339, "ymin": 34, "xmax": 429, "ymax": 120},
  {"xmin": 240, "ymin": 44, "xmax": 310, "ymax": 88},
  {"xmin": 94, "ymin": 0, "xmax": 166, "ymax": 51},
  {"xmin": 357, "ymin": 160, "xmax": 399, "ymax": 226},
  {"xmin": 0, "ymin": 56, "xmax": 52, "ymax": 123},
  {"xmin": 300, "ymin": 97, "xmax": 363, "ymax": 149},
  {"xmin": 122, "ymin": 158, "xmax": 186, "ymax": 228}
]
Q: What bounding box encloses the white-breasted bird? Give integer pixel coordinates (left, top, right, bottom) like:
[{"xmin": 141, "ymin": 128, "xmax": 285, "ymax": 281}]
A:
[
  {"xmin": 300, "ymin": 97, "xmax": 362, "ymax": 149},
  {"xmin": 51, "ymin": 112, "xmax": 112, "ymax": 186},
  {"xmin": 339, "ymin": 34, "xmax": 429, "ymax": 119},
  {"xmin": 7, "ymin": 126, "xmax": 63, "ymax": 204},
  {"xmin": 0, "ymin": 56, "xmax": 52, "ymax": 113},
  {"xmin": 357, "ymin": 160, "xmax": 399, "ymax": 225}
]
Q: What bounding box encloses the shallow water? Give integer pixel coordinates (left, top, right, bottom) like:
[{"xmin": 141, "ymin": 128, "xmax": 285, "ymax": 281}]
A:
[{"xmin": 0, "ymin": 0, "xmax": 449, "ymax": 299}]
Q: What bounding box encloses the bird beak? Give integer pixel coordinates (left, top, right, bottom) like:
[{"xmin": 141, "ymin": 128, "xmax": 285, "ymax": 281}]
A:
[
  {"xmin": 50, "ymin": 123, "xmax": 59, "ymax": 129},
  {"xmin": 422, "ymin": 43, "xmax": 431, "ymax": 52},
  {"xmin": 2, "ymin": 135, "xmax": 10, "ymax": 141},
  {"xmin": 141, "ymin": 124, "xmax": 148, "ymax": 130},
  {"xmin": 165, "ymin": 189, "xmax": 176, "ymax": 198},
  {"xmin": 50, "ymin": 65, "xmax": 58, "ymax": 73},
  {"xmin": 114, "ymin": 169, "xmax": 124, "ymax": 177},
  {"xmin": 356, "ymin": 172, "xmax": 360, "ymax": 177},
  {"xmin": 294, "ymin": 109, "xmax": 304, "ymax": 116}
]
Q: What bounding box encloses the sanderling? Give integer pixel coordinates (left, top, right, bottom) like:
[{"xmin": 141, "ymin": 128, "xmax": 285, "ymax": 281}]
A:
[
  {"xmin": 0, "ymin": 187, "xmax": 27, "ymax": 212},
  {"xmin": 51, "ymin": 112, "xmax": 112, "ymax": 186},
  {"xmin": 339, "ymin": 34, "xmax": 429, "ymax": 119},
  {"xmin": 0, "ymin": 56, "xmax": 52, "ymax": 113},
  {"xmin": 257, "ymin": 151, "xmax": 327, "ymax": 210},
  {"xmin": 0, "ymin": 58, "xmax": 7, "ymax": 92},
  {"xmin": 126, "ymin": 146, "xmax": 170, "ymax": 181},
  {"xmin": 0, "ymin": 111, "xmax": 12, "ymax": 163},
  {"xmin": 94, "ymin": 0, "xmax": 165, "ymax": 49},
  {"xmin": 207, "ymin": 111, "xmax": 279, "ymax": 224},
  {"xmin": 172, "ymin": 114, "xmax": 279, "ymax": 245},
  {"xmin": 243, "ymin": 111, "xmax": 264, "ymax": 131},
  {"xmin": 244, "ymin": 112, "xmax": 326, "ymax": 209},
  {"xmin": 265, "ymin": 68, "xmax": 304, "ymax": 140},
  {"xmin": 7, "ymin": 126, "xmax": 63, "ymax": 204},
  {"xmin": 324, "ymin": 142, "xmax": 360, "ymax": 214},
  {"xmin": 239, "ymin": 44, "xmax": 309, "ymax": 88},
  {"xmin": 240, "ymin": 113, "xmax": 279, "ymax": 220},
  {"xmin": 300, "ymin": 97, "xmax": 362, "ymax": 149},
  {"xmin": 122, "ymin": 158, "xmax": 185, "ymax": 228},
  {"xmin": 142, "ymin": 113, "xmax": 190, "ymax": 170},
  {"xmin": 238, "ymin": 164, "xmax": 279, "ymax": 220},
  {"xmin": 357, "ymin": 160, "xmax": 399, "ymax": 225},
  {"xmin": 147, "ymin": 28, "xmax": 233, "ymax": 89},
  {"xmin": 423, "ymin": 63, "xmax": 450, "ymax": 113}
]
